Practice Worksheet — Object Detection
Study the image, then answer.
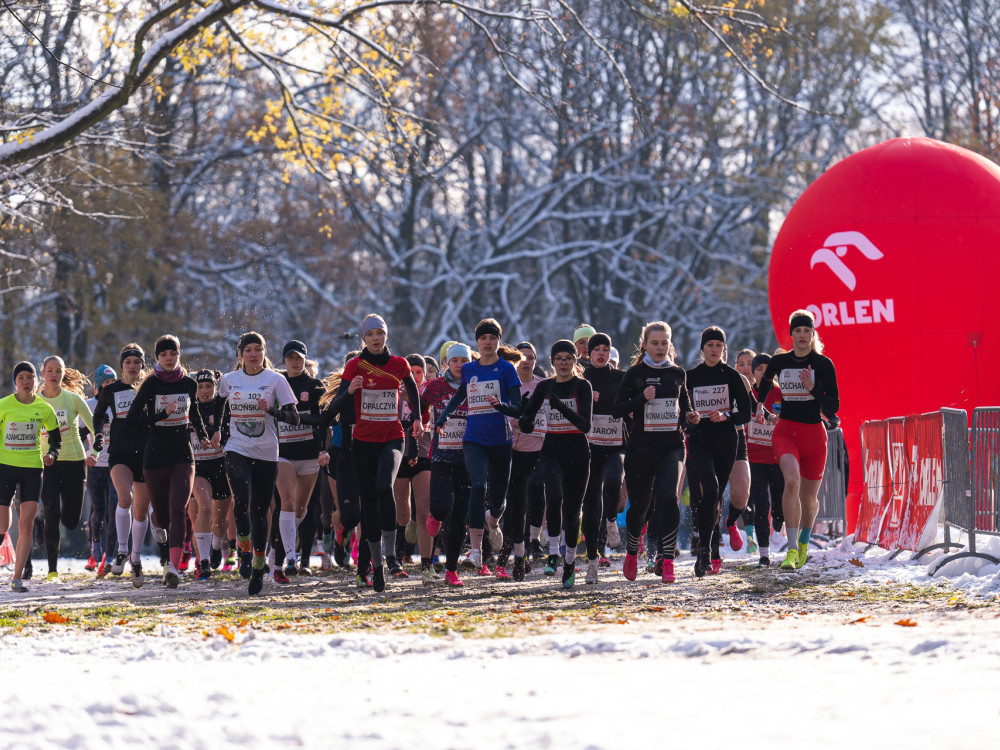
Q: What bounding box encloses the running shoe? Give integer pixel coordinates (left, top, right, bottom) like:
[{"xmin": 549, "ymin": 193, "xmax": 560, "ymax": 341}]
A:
[
  {"xmin": 726, "ymin": 524, "xmax": 744, "ymax": 552},
  {"xmin": 357, "ymin": 569, "xmax": 372, "ymax": 588},
  {"xmin": 585, "ymin": 557, "xmax": 599, "ymax": 584},
  {"xmin": 283, "ymin": 559, "xmax": 299, "ymax": 578},
  {"xmin": 333, "ymin": 543, "xmax": 349, "ymax": 568},
  {"xmin": 755, "ymin": 557, "xmax": 770, "ymax": 568},
  {"xmin": 711, "ymin": 558, "xmax": 722, "ymax": 575},
  {"xmin": 561, "ymin": 563, "xmax": 575, "ymax": 589},
  {"xmin": 529, "ymin": 539, "xmax": 545, "ymax": 560},
  {"xmin": 654, "ymin": 557, "xmax": 664, "ymax": 577},
  {"xmin": 487, "ymin": 521, "xmax": 503, "ymax": 551},
  {"xmin": 298, "ymin": 565, "xmax": 313, "ymax": 576},
  {"xmin": 239, "ymin": 550, "xmax": 253, "ymax": 579},
  {"xmin": 495, "ymin": 565, "xmax": 512, "ymax": 581},
  {"xmin": 421, "ymin": 567, "xmax": 441, "ymax": 584},
  {"xmin": 477, "ymin": 563, "xmax": 491, "ymax": 577},
  {"xmin": 11, "ymin": 579, "xmax": 28, "ymax": 593},
  {"xmin": 248, "ymin": 566, "xmax": 265, "ymax": 596},
  {"xmin": 512, "ymin": 557, "xmax": 526, "ymax": 582},
  {"xmin": 405, "ymin": 519, "xmax": 418, "ymax": 544},
  {"xmin": 599, "ymin": 556, "xmax": 611, "ymax": 568},
  {"xmin": 273, "ymin": 568, "xmax": 290, "ymax": 584},
  {"xmin": 179, "ymin": 543, "xmax": 192, "ymax": 571},
  {"xmin": 386, "ymin": 556, "xmax": 409, "ymax": 578},
  {"xmin": 746, "ymin": 538, "xmax": 759, "ymax": 556},
  {"xmin": 779, "ymin": 548, "xmax": 799, "ymax": 570},
  {"xmin": 662, "ymin": 559, "xmax": 676, "ymax": 583},
  {"xmin": 426, "ymin": 516, "xmax": 442, "ymax": 537},
  {"xmin": 468, "ymin": 548, "xmax": 483, "ymax": 570},
  {"xmin": 164, "ymin": 564, "xmax": 180, "ymax": 589},
  {"xmin": 210, "ymin": 547, "xmax": 223, "ymax": 569},
  {"xmin": 46, "ymin": 571, "xmax": 59, "ymax": 582},
  {"xmin": 96, "ymin": 555, "xmax": 109, "ymax": 578},
  {"xmin": 131, "ymin": 559, "xmax": 144, "ymax": 588},
  {"xmin": 23, "ymin": 558, "xmax": 32, "ymax": 580},
  {"xmin": 371, "ymin": 563, "xmax": 386, "ymax": 593},
  {"xmin": 694, "ymin": 550, "xmax": 710, "ymax": 578},
  {"xmin": 196, "ymin": 560, "xmax": 211, "ymax": 581},
  {"xmin": 795, "ymin": 542, "xmax": 809, "ymax": 569},
  {"xmin": 433, "ymin": 555, "xmax": 445, "ymax": 574},
  {"xmin": 85, "ymin": 555, "xmax": 97, "ymax": 572},
  {"xmin": 157, "ymin": 542, "xmax": 169, "ymax": 567},
  {"xmin": 606, "ymin": 521, "xmax": 621, "ymax": 549},
  {"xmin": 152, "ymin": 525, "xmax": 168, "ymax": 544},
  {"xmin": 111, "ymin": 551, "xmax": 128, "ymax": 576},
  {"xmin": 444, "ymin": 570, "xmax": 464, "ymax": 586},
  {"xmin": 544, "ymin": 554, "xmax": 559, "ymax": 576},
  {"xmin": 623, "ymin": 553, "xmax": 638, "ymax": 581}
]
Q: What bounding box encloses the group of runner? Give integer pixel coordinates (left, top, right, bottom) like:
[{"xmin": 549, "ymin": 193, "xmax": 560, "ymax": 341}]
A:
[{"xmin": 0, "ymin": 309, "xmax": 839, "ymax": 596}]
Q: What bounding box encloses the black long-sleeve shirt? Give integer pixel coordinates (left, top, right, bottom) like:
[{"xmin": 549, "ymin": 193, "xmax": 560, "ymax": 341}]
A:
[
  {"xmin": 612, "ymin": 362, "xmax": 690, "ymax": 451},
  {"xmin": 757, "ymin": 350, "xmax": 839, "ymax": 425},
  {"xmin": 93, "ymin": 380, "xmax": 149, "ymax": 459},
  {"xmin": 127, "ymin": 372, "xmax": 209, "ymax": 469},
  {"xmin": 685, "ymin": 361, "xmax": 753, "ymax": 446},
  {"xmin": 519, "ymin": 376, "xmax": 593, "ymax": 439}
]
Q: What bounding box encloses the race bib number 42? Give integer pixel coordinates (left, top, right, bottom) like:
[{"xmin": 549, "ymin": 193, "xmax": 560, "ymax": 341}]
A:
[{"xmin": 467, "ymin": 378, "xmax": 500, "ymax": 416}]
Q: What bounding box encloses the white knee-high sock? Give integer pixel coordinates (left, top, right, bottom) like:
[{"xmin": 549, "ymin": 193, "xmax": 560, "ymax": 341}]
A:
[
  {"xmin": 279, "ymin": 511, "xmax": 297, "ymax": 563},
  {"xmin": 130, "ymin": 516, "xmax": 149, "ymax": 562},
  {"xmin": 115, "ymin": 506, "xmax": 132, "ymax": 554}
]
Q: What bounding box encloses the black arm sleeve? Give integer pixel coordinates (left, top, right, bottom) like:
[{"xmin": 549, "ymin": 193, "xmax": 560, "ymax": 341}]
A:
[
  {"xmin": 492, "ymin": 384, "xmax": 522, "ymax": 419},
  {"xmin": 126, "ymin": 379, "xmax": 164, "ymax": 427},
  {"xmin": 612, "ymin": 373, "xmax": 646, "ymax": 419},
  {"xmin": 436, "ymin": 382, "xmax": 468, "ymax": 425},
  {"xmin": 46, "ymin": 426, "xmax": 62, "ymax": 460},
  {"xmin": 518, "ymin": 381, "xmax": 550, "ymax": 434},
  {"xmin": 401, "ymin": 375, "xmax": 421, "ymax": 420},
  {"xmin": 554, "ymin": 380, "xmax": 592, "ymax": 433},
  {"xmin": 812, "ymin": 357, "xmax": 840, "ymax": 416},
  {"xmin": 729, "ymin": 371, "xmax": 753, "ymax": 427}
]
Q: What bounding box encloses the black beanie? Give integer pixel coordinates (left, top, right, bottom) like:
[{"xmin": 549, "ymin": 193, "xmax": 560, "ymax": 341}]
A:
[
  {"xmin": 550, "ymin": 339, "xmax": 577, "ymax": 359},
  {"xmin": 12, "ymin": 361, "xmax": 36, "ymax": 385},
  {"xmin": 587, "ymin": 333, "xmax": 611, "ymax": 355},
  {"xmin": 700, "ymin": 327, "xmax": 726, "ymax": 349},
  {"xmin": 405, "ymin": 353, "xmax": 426, "ymax": 371},
  {"xmin": 750, "ymin": 353, "xmax": 772, "ymax": 372}
]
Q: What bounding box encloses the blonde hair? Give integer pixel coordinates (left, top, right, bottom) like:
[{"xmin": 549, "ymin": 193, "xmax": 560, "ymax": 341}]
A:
[
  {"xmin": 41, "ymin": 356, "xmax": 91, "ymax": 396},
  {"xmin": 498, "ymin": 345, "xmax": 523, "ymax": 365},
  {"xmin": 789, "ymin": 309, "xmax": 824, "ymax": 354},
  {"xmin": 631, "ymin": 321, "xmax": 676, "ymax": 366}
]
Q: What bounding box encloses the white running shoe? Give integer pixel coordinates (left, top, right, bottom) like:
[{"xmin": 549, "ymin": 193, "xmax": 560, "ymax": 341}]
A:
[
  {"xmin": 585, "ymin": 557, "xmax": 599, "ymax": 584},
  {"xmin": 606, "ymin": 521, "xmax": 621, "ymax": 549},
  {"xmin": 151, "ymin": 525, "xmax": 168, "ymax": 544},
  {"xmin": 487, "ymin": 521, "xmax": 503, "ymax": 552},
  {"xmin": 469, "ymin": 548, "xmax": 482, "ymax": 570}
]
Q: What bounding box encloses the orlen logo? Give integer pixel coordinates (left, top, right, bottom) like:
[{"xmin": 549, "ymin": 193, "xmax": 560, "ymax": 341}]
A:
[{"xmin": 805, "ymin": 231, "xmax": 895, "ymax": 328}]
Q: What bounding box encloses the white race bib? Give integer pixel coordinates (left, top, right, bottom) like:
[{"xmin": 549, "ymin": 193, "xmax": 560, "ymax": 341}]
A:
[
  {"xmin": 55, "ymin": 409, "xmax": 70, "ymax": 435},
  {"xmin": 778, "ymin": 369, "xmax": 814, "ymax": 402},
  {"xmin": 279, "ymin": 420, "xmax": 314, "ymax": 443},
  {"xmin": 438, "ymin": 416, "xmax": 467, "ymax": 451},
  {"xmin": 544, "ymin": 396, "xmax": 581, "ymax": 434},
  {"xmin": 588, "ymin": 414, "xmax": 623, "ymax": 446},
  {"xmin": 155, "ymin": 394, "xmax": 190, "ymax": 427},
  {"xmin": 228, "ymin": 390, "xmax": 268, "ymax": 438},
  {"xmin": 692, "ymin": 384, "xmax": 729, "ymax": 415},
  {"xmin": 467, "ymin": 378, "xmax": 500, "ymax": 416},
  {"xmin": 360, "ymin": 388, "xmax": 398, "ymax": 423},
  {"xmin": 643, "ymin": 398, "xmax": 678, "ymax": 432},
  {"xmin": 191, "ymin": 432, "xmax": 225, "ymax": 460},
  {"xmin": 114, "ymin": 390, "xmax": 136, "ymax": 419},
  {"xmin": 5, "ymin": 421, "xmax": 38, "ymax": 452},
  {"xmin": 747, "ymin": 420, "xmax": 775, "ymax": 446}
]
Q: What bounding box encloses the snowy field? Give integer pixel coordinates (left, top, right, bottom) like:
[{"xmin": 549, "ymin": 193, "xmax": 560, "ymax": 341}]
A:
[{"xmin": 3, "ymin": 533, "xmax": 1000, "ymax": 749}]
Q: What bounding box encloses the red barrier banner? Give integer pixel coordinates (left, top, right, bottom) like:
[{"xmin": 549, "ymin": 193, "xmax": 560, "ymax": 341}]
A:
[
  {"xmin": 878, "ymin": 418, "xmax": 910, "ymax": 549},
  {"xmin": 857, "ymin": 420, "xmax": 891, "ymax": 545},
  {"xmin": 896, "ymin": 412, "xmax": 944, "ymax": 551}
]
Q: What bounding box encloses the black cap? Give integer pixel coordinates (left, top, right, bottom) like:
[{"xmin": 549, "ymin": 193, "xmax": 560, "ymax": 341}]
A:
[{"xmin": 282, "ymin": 340, "xmax": 308, "ymax": 358}]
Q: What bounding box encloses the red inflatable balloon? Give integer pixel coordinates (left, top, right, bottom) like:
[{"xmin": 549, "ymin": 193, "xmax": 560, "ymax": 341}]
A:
[{"xmin": 768, "ymin": 137, "xmax": 1000, "ymax": 531}]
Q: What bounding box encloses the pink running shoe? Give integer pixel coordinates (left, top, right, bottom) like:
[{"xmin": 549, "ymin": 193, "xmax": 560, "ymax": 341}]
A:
[
  {"xmin": 445, "ymin": 570, "xmax": 464, "ymax": 586},
  {"xmin": 662, "ymin": 559, "xmax": 676, "ymax": 583},
  {"xmin": 495, "ymin": 566, "xmax": 511, "ymax": 580},
  {"xmin": 726, "ymin": 524, "xmax": 744, "ymax": 551},
  {"xmin": 477, "ymin": 564, "xmax": 491, "ymax": 577},
  {"xmin": 711, "ymin": 558, "xmax": 722, "ymax": 574},
  {"xmin": 623, "ymin": 552, "xmax": 638, "ymax": 581},
  {"xmin": 426, "ymin": 516, "xmax": 442, "ymax": 537},
  {"xmin": 350, "ymin": 535, "xmax": 359, "ymax": 563}
]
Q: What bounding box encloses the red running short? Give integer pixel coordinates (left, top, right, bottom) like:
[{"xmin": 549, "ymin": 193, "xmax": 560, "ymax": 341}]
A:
[{"xmin": 771, "ymin": 420, "xmax": 827, "ymax": 480}]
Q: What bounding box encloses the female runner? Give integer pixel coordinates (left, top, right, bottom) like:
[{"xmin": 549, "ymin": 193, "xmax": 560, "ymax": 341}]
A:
[
  {"xmin": 190, "ymin": 369, "xmax": 231, "ymax": 580},
  {"xmin": 747, "ymin": 353, "xmax": 784, "ymax": 566}
]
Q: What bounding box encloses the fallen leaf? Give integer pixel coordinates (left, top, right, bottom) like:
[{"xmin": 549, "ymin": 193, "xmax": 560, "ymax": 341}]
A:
[
  {"xmin": 618, "ymin": 619, "xmax": 629, "ymax": 624},
  {"xmin": 648, "ymin": 606, "xmax": 664, "ymax": 612},
  {"xmin": 895, "ymin": 618, "xmax": 918, "ymax": 627},
  {"xmin": 849, "ymin": 616, "xmax": 869, "ymax": 624},
  {"xmin": 215, "ymin": 625, "xmax": 235, "ymax": 642},
  {"xmin": 43, "ymin": 611, "xmax": 69, "ymax": 624},
  {"xmin": 446, "ymin": 611, "xmax": 459, "ymax": 616},
  {"xmin": 848, "ymin": 558, "xmax": 865, "ymax": 567},
  {"xmin": 116, "ymin": 618, "xmax": 129, "ymax": 625},
  {"xmin": 239, "ymin": 619, "xmax": 250, "ymax": 627},
  {"xmin": 546, "ymin": 616, "xmax": 554, "ymax": 621},
  {"xmin": 673, "ymin": 613, "xmax": 685, "ymax": 618}
]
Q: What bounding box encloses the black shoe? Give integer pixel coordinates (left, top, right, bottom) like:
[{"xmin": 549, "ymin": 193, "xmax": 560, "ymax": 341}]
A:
[
  {"xmin": 157, "ymin": 542, "xmax": 169, "ymax": 567},
  {"xmin": 197, "ymin": 560, "xmax": 211, "ymax": 581},
  {"xmin": 561, "ymin": 562, "xmax": 575, "ymax": 588},
  {"xmin": 529, "ymin": 539, "xmax": 545, "ymax": 560},
  {"xmin": 283, "ymin": 559, "xmax": 299, "ymax": 577},
  {"xmin": 248, "ymin": 566, "xmax": 265, "ymax": 596},
  {"xmin": 372, "ymin": 563, "xmax": 386, "ymax": 593},
  {"xmin": 333, "ymin": 543, "xmax": 348, "ymax": 568},
  {"xmin": 512, "ymin": 556, "xmax": 525, "ymax": 582},
  {"xmin": 210, "ymin": 547, "xmax": 222, "ymax": 569},
  {"xmin": 23, "ymin": 558, "xmax": 33, "ymax": 581},
  {"xmin": 544, "ymin": 554, "xmax": 559, "ymax": 576},
  {"xmin": 239, "ymin": 551, "xmax": 253, "ymax": 579},
  {"xmin": 695, "ymin": 549, "xmax": 710, "ymax": 578},
  {"xmin": 298, "ymin": 565, "xmax": 312, "ymax": 576},
  {"xmin": 386, "ymin": 556, "xmax": 408, "ymax": 578}
]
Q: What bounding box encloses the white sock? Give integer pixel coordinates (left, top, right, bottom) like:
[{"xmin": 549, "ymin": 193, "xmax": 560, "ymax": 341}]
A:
[
  {"xmin": 529, "ymin": 525, "xmax": 541, "ymax": 542},
  {"xmin": 130, "ymin": 517, "xmax": 148, "ymax": 562},
  {"xmin": 513, "ymin": 542, "xmax": 525, "ymax": 558},
  {"xmin": 279, "ymin": 511, "xmax": 297, "ymax": 564},
  {"xmin": 115, "ymin": 506, "xmax": 132, "ymax": 553},
  {"xmin": 760, "ymin": 546, "xmax": 770, "ymax": 559},
  {"xmin": 549, "ymin": 535, "xmax": 560, "ymax": 555},
  {"xmin": 785, "ymin": 527, "xmax": 799, "ymax": 551},
  {"xmin": 195, "ymin": 533, "xmax": 212, "ymax": 563},
  {"xmin": 565, "ymin": 545, "xmax": 577, "ymax": 565},
  {"xmin": 211, "ymin": 534, "xmax": 224, "ymax": 551}
]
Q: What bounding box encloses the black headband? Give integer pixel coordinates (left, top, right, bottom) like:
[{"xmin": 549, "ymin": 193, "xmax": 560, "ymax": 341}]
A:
[
  {"xmin": 120, "ymin": 347, "xmax": 143, "ymax": 366},
  {"xmin": 475, "ymin": 321, "xmax": 502, "ymax": 340},
  {"xmin": 789, "ymin": 314, "xmax": 815, "ymax": 334},
  {"xmin": 550, "ymin": 339, "xmax": 577, "ymax": 359},
  {"xmin": 700, "ymin": 328, "xmax": 726, "ymax": 349},
  {"xmin": 12, "ymin": 361, "xmax": 36, "ymax": 385},
  {"xmin": 238, "ymin": 332, "xmax": 265, "ymax": 353},
  {"xmin": 155, "ymin": 337, "xmax": 180, "ymax": 356},
  {"xmin": 587, "ymin": 333, "xmax": 611, "ymax": 354},
  {"xmin": 194, "ymin": 369, "xmax": 217, "ymax": 384}
]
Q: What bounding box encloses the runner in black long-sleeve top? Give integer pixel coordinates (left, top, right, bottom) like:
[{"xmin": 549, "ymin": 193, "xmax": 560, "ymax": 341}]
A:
[
  {"xmin": 685, "ymin": 327, "xmax": 753, "ymax": 578},
  {"xmin": 612, "ymin": 321, "xmax": 691, "ymax": 583},
  {"xmin": 755, "ymin": 309, "xmax": 840, "ymax": 570},
  {"xmin": 519, "ymin": 340, "xmax": 592, "ymax": 589}
]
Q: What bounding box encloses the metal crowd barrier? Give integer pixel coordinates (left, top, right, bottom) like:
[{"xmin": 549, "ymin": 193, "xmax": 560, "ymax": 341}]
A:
[
  {"xmin": 812, "ymin": 427, "xmax": 847, "ymax": 542},
  {"xmin": 913, "ymin": 408, "xmax": 969, "ymax": 561},
  {"xmin": 927, "ymin": 406, "xmax": 1000, "ymax": 574}
]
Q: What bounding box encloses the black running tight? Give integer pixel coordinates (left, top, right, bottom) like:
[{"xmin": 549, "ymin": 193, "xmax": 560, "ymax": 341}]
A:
[{"xmin": 225, "ymin": 452, "xmax": 278, "ymax": 554}]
